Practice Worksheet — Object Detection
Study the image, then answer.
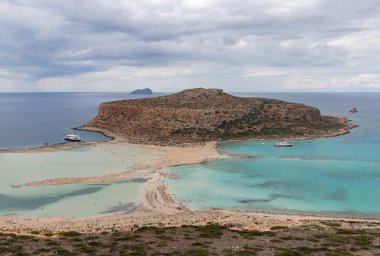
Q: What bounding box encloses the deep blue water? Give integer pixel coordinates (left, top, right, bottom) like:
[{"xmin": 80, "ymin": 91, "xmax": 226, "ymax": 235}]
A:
[
  {"xmin": 0, "ymin": 92, "xmax": 164, "ymax": 149},
  {"xmin": 167, "ymin": 92, "xmax": 380, "ymax": 218}
]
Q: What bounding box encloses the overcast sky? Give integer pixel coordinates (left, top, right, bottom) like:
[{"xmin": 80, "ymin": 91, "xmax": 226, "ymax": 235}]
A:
[{"xmin": 0, "ymin": 0, "xmax": 379, "ymax": 92}]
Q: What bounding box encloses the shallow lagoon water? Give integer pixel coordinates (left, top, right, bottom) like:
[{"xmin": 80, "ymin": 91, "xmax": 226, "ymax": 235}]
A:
[
  {"xmin": 167, "ymin": 93, "xmax": 380, "ymax": 218},
  {"xmin": 0, "ymin": 144, "xmax": 158, "ymax": 217},
  {"xmin": 0, "ymin": 182, "xmax": 144, "ymax": 218}
]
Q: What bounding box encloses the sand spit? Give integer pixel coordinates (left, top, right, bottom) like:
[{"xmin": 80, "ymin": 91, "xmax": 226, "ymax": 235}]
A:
[
  {"xmin": 14, "ymin": 141, "xmax": 219, "ymax": 187},
  {"xmin": 0, "ymin": 141, "xmax": 96, "ymax": 153},
  {"xmin": 138, "ymin": 168, "xmax": 187, "ymax": 214},
  {"xmin": 24, "ymin": 170, "xmax": 155, "ymax": 187},
  {"xmin": 136, "ymin": 141, "xmax": 220, "ymax": 169}
]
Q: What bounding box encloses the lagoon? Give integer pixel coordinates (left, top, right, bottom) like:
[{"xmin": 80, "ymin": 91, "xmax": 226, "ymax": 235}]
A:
[{"xmin": 0, "ymin": 144, "xmax": 159, "ymax": 217}]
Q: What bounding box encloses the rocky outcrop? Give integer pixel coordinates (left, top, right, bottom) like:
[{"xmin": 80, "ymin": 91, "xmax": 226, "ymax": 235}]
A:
[{"xmin": 83, "ymin": 88, "xmax": 354, "ymax": 145}]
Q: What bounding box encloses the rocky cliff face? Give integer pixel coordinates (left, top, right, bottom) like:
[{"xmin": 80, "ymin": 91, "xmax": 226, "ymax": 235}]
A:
[{"xmin": 83, "ymin": 88, "xmax": 353, "ymax": 145}]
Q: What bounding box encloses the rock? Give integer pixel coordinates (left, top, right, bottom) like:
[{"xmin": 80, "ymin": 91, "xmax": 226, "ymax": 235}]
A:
[
  {"xmin": 83, "ymin": 88, "xmax": 353, "ymax": 145},
  {"xmin": 130, "ymin": 88, "xmax": 153, "ymax": 95}
]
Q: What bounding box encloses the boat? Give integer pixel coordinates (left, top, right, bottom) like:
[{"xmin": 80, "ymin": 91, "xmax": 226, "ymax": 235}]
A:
[
  {"xmin": 64, "ymin": 134, "xmax": 81, "ymax": 142},
  {"xmin": 349, "ymin": 107, "xmax": 358, "ymax": 113},
  {"xmin": 274, "ymin": 141, "xmax": 293, "ymax": 147}
]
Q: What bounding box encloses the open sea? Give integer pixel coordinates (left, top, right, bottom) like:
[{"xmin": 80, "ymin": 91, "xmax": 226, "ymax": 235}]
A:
[
  {"xmin": 0, "ymin": 92, "xmax": 164, "ymax": 149},
  {"xmin": 1, "ymin": 92, "xmax": 380, "ymax": 218}
]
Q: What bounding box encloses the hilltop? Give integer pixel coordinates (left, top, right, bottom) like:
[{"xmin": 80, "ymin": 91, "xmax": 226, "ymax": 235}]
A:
[{"xmin": 82, "ymin": 88, "xmax": 354, "ymax": 145}]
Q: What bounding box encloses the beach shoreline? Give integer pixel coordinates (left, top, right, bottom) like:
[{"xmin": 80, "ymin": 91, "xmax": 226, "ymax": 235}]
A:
[{"xmin": 1, "ymin": 203, "xmax": 380, "ymax": 235}]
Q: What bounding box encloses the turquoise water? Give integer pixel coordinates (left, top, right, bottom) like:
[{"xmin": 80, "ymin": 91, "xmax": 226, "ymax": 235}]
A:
[
  {"xmin": 167, "ymin": 93, "xmax": 380, "ymax": 218},
  {"xmin": 0, "ymin": 144, "xmax": 158, "ymax": 217},
  {"xmin": 0, "ymin": 181, "xmax": 143, "ymax": 218}
]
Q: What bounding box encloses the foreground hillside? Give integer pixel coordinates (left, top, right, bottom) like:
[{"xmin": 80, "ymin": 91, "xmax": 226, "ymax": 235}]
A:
[
  {"xmin": 83, "ymin": 88, "xmax": 353, "ymax": 145},
  {"xmin": 2, "ymin": 223, "xmax": 380, "ymax": 255}
]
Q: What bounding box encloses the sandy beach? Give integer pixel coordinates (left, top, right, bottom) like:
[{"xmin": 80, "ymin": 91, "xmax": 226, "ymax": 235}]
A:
[{"xmin": 1, "ymin": 202, "xmax": 379, "ymax": 235}]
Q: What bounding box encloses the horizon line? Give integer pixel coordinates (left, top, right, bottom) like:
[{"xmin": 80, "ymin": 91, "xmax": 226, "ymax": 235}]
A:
[{"xmin": 1, "ymin": 90, "xmax": 380, "ymax": 94}]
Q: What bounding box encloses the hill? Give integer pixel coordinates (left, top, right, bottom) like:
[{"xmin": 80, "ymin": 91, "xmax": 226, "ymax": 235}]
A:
[{"xmin": 82, "ymin": 88, "xmax": 354, "ymax": 145}]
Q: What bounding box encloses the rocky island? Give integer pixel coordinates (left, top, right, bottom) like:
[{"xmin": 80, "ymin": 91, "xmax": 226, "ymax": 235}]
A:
[
  {"xmin": 82, "ymin": 88, "xmax": 354, "ymax": 145},
  {"xmin": 130, "ymin": 88, "xmax": 153, "ymax": 94}
]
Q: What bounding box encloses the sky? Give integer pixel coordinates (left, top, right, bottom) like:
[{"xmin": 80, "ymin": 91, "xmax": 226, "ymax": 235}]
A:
[{"xmin": 0, "ymin": 0, "xmax": 379, "ymax": 92}]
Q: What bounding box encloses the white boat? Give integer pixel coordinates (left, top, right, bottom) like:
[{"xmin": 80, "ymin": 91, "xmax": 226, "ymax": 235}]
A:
[
  {"xmin": 274, "ymin": 141, "xmax": 293, "ymax": 147},
  {"xmin": 64, "ymin": 134, "xmax": 81, "ymax": 142},
  {"xmin": 349, "ymin": 107, "xmax": 358, "ymax": 113}
]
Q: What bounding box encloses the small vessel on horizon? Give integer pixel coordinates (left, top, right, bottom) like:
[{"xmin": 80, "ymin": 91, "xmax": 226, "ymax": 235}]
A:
[
  {"xmin": 64, "ymin": 134, "xmax": 81, "ymax": 142},
  {"xmin": 274, "ymin": 141, "xmax": 293, "ymax": 147},
  {"xmin": 349, "ymin": 107, "xmax": 358, "ymax": 113}
]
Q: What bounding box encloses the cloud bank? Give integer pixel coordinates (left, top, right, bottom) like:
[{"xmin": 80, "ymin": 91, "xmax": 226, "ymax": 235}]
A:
[{"xmin": 0, "ymin": 0, "xmax": 379, "ymax": 92}]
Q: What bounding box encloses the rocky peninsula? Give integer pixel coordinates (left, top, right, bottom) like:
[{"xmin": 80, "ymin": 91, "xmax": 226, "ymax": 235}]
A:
[{"xmin": 82, "ymin": 88, "xmax": 354, "ymax": 145}]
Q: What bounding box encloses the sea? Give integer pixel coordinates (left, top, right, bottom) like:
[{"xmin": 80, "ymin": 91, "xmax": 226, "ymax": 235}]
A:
[
  {"xmin": 1, "ymin": 92, "xmax": 380, "ymax": 218},
  {"xmin": 167, "ymin": 92, "xmax": 380, "ymax": 218},
  {"xmin": 0, "ymin": 92, "xmax": 164, "ymax": 149}
]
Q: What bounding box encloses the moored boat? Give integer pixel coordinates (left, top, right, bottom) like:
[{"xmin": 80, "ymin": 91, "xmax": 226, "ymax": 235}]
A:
[
  {"xmin": 274, "ymin": 141, "xmax": 293, "ymax": 147},
  {"xmin": 64, "ymin": 134, "xmax": 81, "ymax": 142}
]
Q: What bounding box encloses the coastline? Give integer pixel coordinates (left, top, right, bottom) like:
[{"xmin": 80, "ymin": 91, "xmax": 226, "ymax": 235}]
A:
[
  {"xmin": 76, "ymin": 115, "xmax": 357, "ymax": 145},
  {"xmin": 2, "ymin": 202, "xmax": 380, "ymax": 235},
  {"xmin": 0, "ymin": 119, "xmax": 368, "ymax": 234},
  {"xmin": 222, "ymin": 116, "xmax": 357, "ymax": 143},
  {"xmin": 0, "ymin": 114, "xmax": 355, "ymax": 154},
  {"xmin": 74, "ymin": 126, "xmax": 121, "ymax": 142}
]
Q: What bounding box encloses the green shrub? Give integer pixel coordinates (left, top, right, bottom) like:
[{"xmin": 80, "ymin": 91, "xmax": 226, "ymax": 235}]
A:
[{"xmin": 59, "ymin": 231, "xmax": 81, "ymax": 237}]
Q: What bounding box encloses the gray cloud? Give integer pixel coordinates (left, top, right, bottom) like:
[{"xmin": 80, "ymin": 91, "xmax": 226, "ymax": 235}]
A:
[{"xmin": 0, "ymin": 0, "xmax": 379, "ymax": 91}]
